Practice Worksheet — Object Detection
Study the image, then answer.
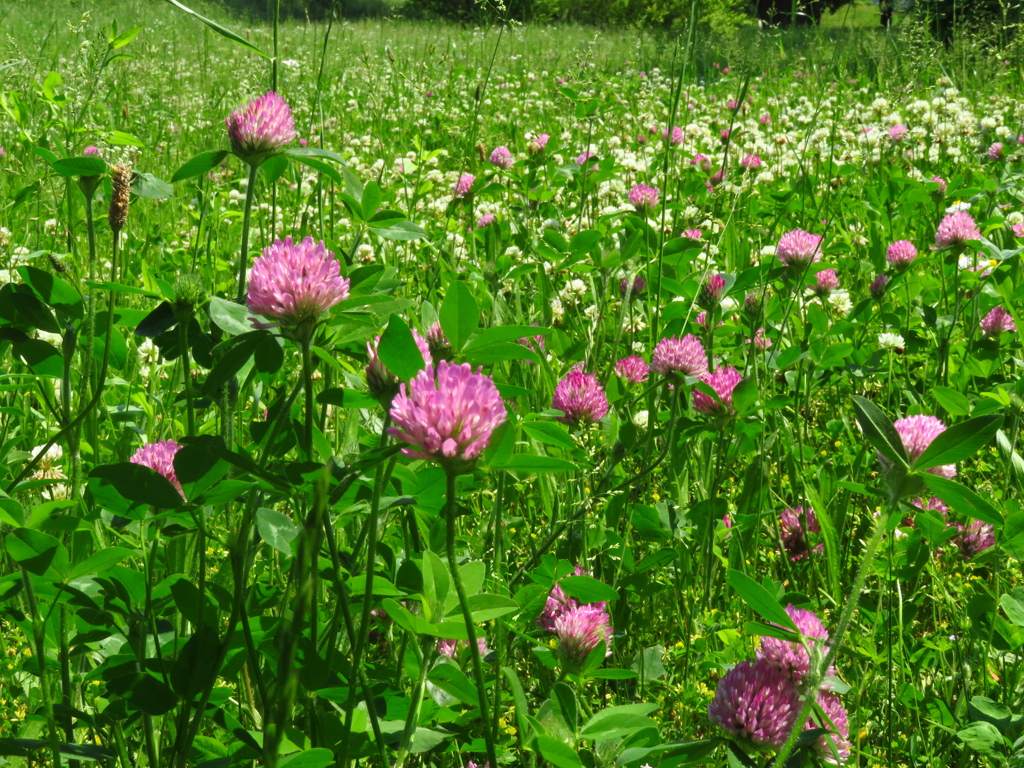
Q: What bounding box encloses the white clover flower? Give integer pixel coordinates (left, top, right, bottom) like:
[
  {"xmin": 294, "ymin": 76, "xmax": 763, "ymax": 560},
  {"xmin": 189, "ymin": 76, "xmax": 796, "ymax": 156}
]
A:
[
  {"xmin": 504, "ymin": 245, "xmax": 522, "ymax": 259},
  {"xmin": 622, "ymin": 315, "xmax": 646, "ymax": 333},
  {"xmin": 550, "ymin": 297, "xmax": 565, "ymax": 323},
  {"xmin": 878, "ymin": 332, "xmax": 904, "ymax": 349},
  {"xmin": 828, "ymin": 290, "xmax": 852, "ymax": 316},
  {"xmin": 632, "ymin": 410, "xmax": 649, "ymax": 430},
  {"xmin": 559, "ymin": 279, "xmax": 588, "ymax": 302}
]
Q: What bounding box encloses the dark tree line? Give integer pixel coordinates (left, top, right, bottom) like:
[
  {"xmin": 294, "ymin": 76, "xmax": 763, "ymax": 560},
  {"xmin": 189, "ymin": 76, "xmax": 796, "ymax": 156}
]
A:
[{"xmin": 223, "ymin": 0, "xmax": 1021, "ymax": 37}]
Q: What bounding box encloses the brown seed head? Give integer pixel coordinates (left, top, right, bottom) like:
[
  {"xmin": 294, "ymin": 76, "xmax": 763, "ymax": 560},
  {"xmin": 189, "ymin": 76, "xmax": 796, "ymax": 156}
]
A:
[{"xmin": 109, "ymin": 164, "xmax": 132, "ymax": 234}]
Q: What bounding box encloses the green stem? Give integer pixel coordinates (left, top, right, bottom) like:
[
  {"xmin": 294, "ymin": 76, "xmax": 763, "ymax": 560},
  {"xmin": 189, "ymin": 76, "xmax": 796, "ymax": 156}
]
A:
[
  {"xmin": 445, "ymin": 471, "xmax": 499, "ymax": 768},
  {"xmin": 7, "ymin": 223, "xmax": 119, "ymax": 494},
  {"xmin": 338, "ymin": 417, "xmax": 391, "ymax": 767},
  {"xmin": 301, "ymin": 337, "xmax": 314, "ymax": 461},
  {"xmin": 179, "ymin": 317, "xmax": 196, "ymax": 436},
  {"xmin": 265, "ymin": 470, "xmax": 329, "ymax": 768},
  {"xmin": 772, "ymin": 499, "xmax": 891, "ymax": 767},
  {"xmin": 21, "ymin": 571, "xmax": 63, "ymax": 768},
  {"xmin": 236, "ymin": 162, "xmax": 260, "ymax": 302}
]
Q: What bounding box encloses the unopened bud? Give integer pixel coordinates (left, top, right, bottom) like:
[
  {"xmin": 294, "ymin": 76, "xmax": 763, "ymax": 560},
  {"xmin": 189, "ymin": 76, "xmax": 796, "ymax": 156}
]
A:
[
  {"xmin": 173, "ymin": 273, "xmax": 205, "ymax": 320},
  {"xmin": 426, "ymin": 322, "xmax": 454, "ymax": 363}
]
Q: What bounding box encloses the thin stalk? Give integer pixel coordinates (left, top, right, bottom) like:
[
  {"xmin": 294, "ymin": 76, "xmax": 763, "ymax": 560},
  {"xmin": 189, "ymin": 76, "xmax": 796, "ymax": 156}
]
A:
[
  {"xmin": 301, "ymin": 337, "xmax": 315, "ymax": 460},
  {"xmin": 21, "ymin": 571, "xmax": 63, "ymax": 768},
  {"xmin": 236, "ymin": 163, "xmax": 260, "ymax": 302},
  {"xmin": 7, "ymin": 222, "xmax": 120, "ymax": 493},
  {"xmin": 179, "ymin": 318, "xmax": 196, "ymax": 436},
  {"xmin": 338, "ymin": 417, "xmax": 391, "ymax": 767},
  {"xmin": 445, "ymin": 470, "xmax": 498, "ymax": 768},
  {"xmin": 772, "ymin": 498, "xmax": 891, "ymax": 767},
  {"xmin": 265, "ymin": 469, "xmax": 329, "ymax": 768}
]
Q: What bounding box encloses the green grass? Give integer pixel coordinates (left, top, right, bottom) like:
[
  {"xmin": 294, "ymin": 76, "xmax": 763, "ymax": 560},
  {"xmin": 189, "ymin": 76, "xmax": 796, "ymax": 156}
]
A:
[{"xmin": 821, "ymin": 1, "xmax": 882, "ymax": 28}]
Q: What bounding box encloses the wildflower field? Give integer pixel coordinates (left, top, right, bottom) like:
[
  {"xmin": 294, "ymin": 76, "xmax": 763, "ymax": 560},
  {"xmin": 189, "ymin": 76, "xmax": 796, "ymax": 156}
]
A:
[{"xmin": 1, "ymin": 1, "xmax": 1024, "ymax": 766}]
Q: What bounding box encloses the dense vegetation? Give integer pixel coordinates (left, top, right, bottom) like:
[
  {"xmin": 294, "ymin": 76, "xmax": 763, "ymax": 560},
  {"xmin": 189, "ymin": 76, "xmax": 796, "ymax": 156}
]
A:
[{"xmin": 1, "ymin": 1, "xmax": 1024, "ymax": 767}]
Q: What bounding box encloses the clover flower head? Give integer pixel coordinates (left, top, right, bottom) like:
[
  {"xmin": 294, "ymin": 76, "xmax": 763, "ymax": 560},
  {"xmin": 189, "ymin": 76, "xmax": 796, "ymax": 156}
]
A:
[
  {"xmin": 652, "ymin": 334, "xmax": 708, "ymax": 377},
  {"xmin": 226, "ymin": 91, "xmax": 297, "ymax": 165},
  {"xmin": 552, "ymin": 370, "xmax": 609, "ymax": 426},
  {"xmin": 131, "ymin": 439, "xmax": 185, "ymax": 498},
  {"xmin": 708, "ymin": 659, "xmax": 801, "ymax": 751}
]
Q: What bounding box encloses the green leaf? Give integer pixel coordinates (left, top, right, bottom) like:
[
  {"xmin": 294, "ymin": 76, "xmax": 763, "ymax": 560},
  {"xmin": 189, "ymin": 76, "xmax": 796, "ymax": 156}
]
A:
[
  {"xmin": 727, "ymin": 570, "xmax": 797, "ymax": 630},
  {"xmin": 361, "ymin": 181, "xmax": 382, "ymax": 221},
  {"xmin": 995, "ymin": 430, "xmax": 1024, "ymax": 491},
  {"xmin": 957, "ymin": 722, "xmax": 1006, "ymax": 756},
  {"xmin": 920, "ymin": 474, "xmax": 1002, "ymax": 527},
  {"xmin": 14, "ymin": 266, "xmax": 81, "ymax": 319},
  {"xmin": 285, "ymin": 146, "xmax": 347, "ymax": 164},
  {"xmin": 89, "ymin": 463, "xmax": 184, "ymax": 511},
  {"xmin": 13, "ymin": 339, "xmax": 62, "ymax": 378},
  {"xmin": 59, "ymin": 744, "xmax": 116, "ymax": 762},
  {"xmin": 278, "ymin": 749, "xmax": 336, "ymax": 768},
  {"xmin": 630, "ymin": 645, "xmax": 667, "ymax": 681},
  {"xmin": 522, "ymin": 421, "xmax": 575, "ymax": 450},
  {"xmin": 817, "ymin": 341, "xmax": 854, "ymax": 369},
  {"xmin": 585, "ymin": 668, "xmax": 638, "ymax": 680},
  {"xmin": 503, "ymin": 666, "xmax": 532, "ymax": 742},
  {"xmin": 806, "ymin": 485, "xmax": 840, "ymax": 597},
  {"xmin": 68, "ymin": 547, "xmax": 133, "ymax": 580},
  {"xmin": 6, "ymin": 528, "xmax": 65, "ymax": 576},
  {"xmin": 559, "ymin": 575, "xmax": 618, "ymax": 603},
  {"xmin": 732, "ymin": 378, "xmax": 758, "ymax": 415},
  {"xmin": 534, "ymin": 736, "xmax": 583, "ymax": 768},
  {"xmin": 51, "ymin": 157, "xmax": 106, "ymax": 177},
  {"xmin": 422, "ymin": 550, "xmax": 451, "ymax": 622},
  {"xmin": 852, "ymin": 395, "xmax": 907, "ymax": 468},
  {"xmin": 257, "ymin": 508, "xmax": 298, "ymax": 554},
  {"xmin": 439, "ymin": 281, "xmax": 478, "ymax": 352},
  {"xmin": 367, "ymin": 210, "xmax": 406, "ymax": 227},
  {"xmin": 427, "ymin": 662, "xmax": 479, "ymax": 706},
  {"xmin": 208, "ymin": 295, "xmax": 260, "ymax": 336},
  {"xmin": 744, "ymin": 621, "xmax": 802, "ymax": 643},
  {"xmin": 284, "ymin": 151, "xmax": 342, "ymax": 185},
  {"xmin": 382, "ymin": 598, "xmax": 436, "ymax": 636},
  {"xmin": 164, "ymin": 0, "xmax": 269, "ymax": 58},
  {"xmin": 465, "ymin": 341, "xmax": 537, "ymax": 365},
  {"xmin": 932, "ymin": 385, "xmax": 972, "ymax": 417},
  {"xmin": 495, "ymin": 455, "xmax": 577, "ymax": 473},
  {"xmin": 171, "ymin": 150, "xmax": 229, "ymax": 183},
  {"xmin": 370, "ymin": 219, "xmax": 428, "ymax": 241},
  {"xmin": 201, "ymin": 331, "xmax": 270, "ymax": 398},
  {"xmin": 317, "ymin": 388, "xmax": 379, "ymax": 409},
  {"xmin": 999, "ymin": 594, "xmax": 1024, "ymax": 627},
  {"xmin": 459, "ymin": 593, "xmax": 520, "ymax": 622},
  {"xmin": 465, "ymin": 325, "xmax": 553, "ymax": 349},
  {"xmin": 377, "ymin": 314, "xmax": 425, "ymax": 381},
  {"xmin": 132, "ymin": 172, "xmax": 173, "ymax": 200},
  {"xmin": 110, "ymin": 25, "xmax": 143, "ymax": 49},
  {"xmin": 580, "ymin": 707, "xmax": 657, "ymax": 741},
  {"xmin": 914, "ymin": 415, "xmax": 1002, "ymax": 471},
  {"xmin": 260, "ymin": 154, "xmax": 289, "ymax": 183}
]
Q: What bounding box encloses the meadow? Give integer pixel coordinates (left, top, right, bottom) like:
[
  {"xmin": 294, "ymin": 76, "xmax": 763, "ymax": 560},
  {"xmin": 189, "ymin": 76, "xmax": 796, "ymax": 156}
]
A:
[{"xmin": 1, "ymin": 1, "xmax": 1024, "ymax": 766}]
